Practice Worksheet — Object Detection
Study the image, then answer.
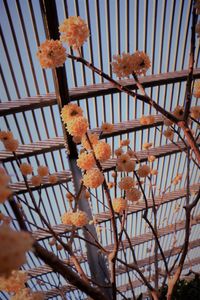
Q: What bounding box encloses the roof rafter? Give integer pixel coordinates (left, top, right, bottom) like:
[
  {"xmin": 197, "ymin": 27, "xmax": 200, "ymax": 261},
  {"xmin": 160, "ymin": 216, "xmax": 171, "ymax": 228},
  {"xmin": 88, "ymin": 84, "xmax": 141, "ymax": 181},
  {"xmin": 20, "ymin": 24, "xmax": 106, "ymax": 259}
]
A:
[
  {"xmin": 38, "ymin": 243, "xmax": 200, "ymax": 298},
  {"xmin": 1, "ymin": 69, "xmax": 199, "ymax": 116},
  {"xmin": 0, "ymin": 115, "xmax": 163, "ymax": 162},
  {"xmin": 28, "ymin": 210, "xmax": 200, "ymax": 277},
  {"xmin": 32, "ymin": 183, "xmax": 199, "ymax": 240}
]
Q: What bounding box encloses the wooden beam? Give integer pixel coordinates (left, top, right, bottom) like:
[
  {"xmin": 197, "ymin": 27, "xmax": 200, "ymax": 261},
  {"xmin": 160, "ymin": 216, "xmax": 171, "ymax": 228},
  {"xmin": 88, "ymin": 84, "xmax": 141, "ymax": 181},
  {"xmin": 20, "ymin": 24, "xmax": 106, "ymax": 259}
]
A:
[
  {"xmin": 1, "ymin": 69, "xmax": 199, "ymax": 116},
  {"xmin": 118, "ymin": 256, "xmax": 200, "ymax": 294},
  {"xmin": 28, "ymin": 207, "xmax": 200, "ymax": 277},
  {"xmin": 0, "ymin": 115, "xmax": 163, "ymax": 162},
  {"xmin": 32, "ymin": 183, "xmax": 200, "ymax": 240},
  {"xmin": 68, "ymin": 68, "xmax": 200, "ymax": 100},
  {"xmin": 101, "ymin": 138, "xmax": 200, "ymax": 172},
  {"xmin": 9, "ymin": 171, "xmax": 72, "ymax": 195},
  {"xmin": 36, "ymin": 244, "xmax": 200, "ymax": 299},
  {"xmin": 95, "ymin": 183, "xmax": 200, "ymax": 223}
]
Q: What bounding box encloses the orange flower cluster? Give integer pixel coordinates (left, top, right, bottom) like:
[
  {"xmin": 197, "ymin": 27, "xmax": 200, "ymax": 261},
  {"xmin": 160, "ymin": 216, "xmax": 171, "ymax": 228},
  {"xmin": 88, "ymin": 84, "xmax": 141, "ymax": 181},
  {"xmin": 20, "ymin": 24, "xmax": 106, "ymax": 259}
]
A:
[
  {"xmin": 111, "ymin": 51, "xmax": 151, "ymax": 78},
  {"xmin": 116, "ymin": 153, "xmax": 135, "ymax": 172},
  {"xmin": 37, "ymin": 39, "xmax": 66, "ymax": 68},
  {"xmin": 61, "ymin": 103, "xmax": 83, "ymax": 124},
  {"xmin": 0, "ymin": 270, "xmax": 27, "ymax": 293},
  {"xmin": 61, "ymin": 211, "xmax": 89, "ymax": 227},
  {"xmin": 0, "ymin": 131, "xmax": 19, "ymax": 152},
  {"xmin": 0, "ymin": 167, "xmax": 12, "ymax": 204},
  {"xmin": 163, "ymin": 128, "xmax": 174, "ymax": 140},
  {"xmin": 139, "ymin": 115, "xmax": 155, "ymax": 125},
  {"xmin": 118, "ymin": 176, "xmax": 135, "ymax": 190},
  {"xmin": 59, "ymin": 16, "xmax": 89, "ymax": 49},
  {"xmin": 126, "ymin": 188, "xmax": 141, "ymax": 202},
  {"xmin": 94, "ymin": 141, "xmax": 111, "ymax": 161},
  {"xmin": 173, "ymin": 105, "xmax": 184, "ymax": 119},
  {"xmin": 137, "ymin": 165, "xmax": 150, "ymax": 177},
  {"xmin": 101, "ymin": 122, "xmax": 114, "ymax": 133},
  {"xmin": 77, "ymin": 152, "xmax": 95, "ymax": 170},
  {"xmin": 111, "ymin": 53, "xmax": 134, "ymax": 78},
  {"xmin": 131, "ymin": 51, "xmax": 151, "ymax": 75},
  {"xmin": 112, "ymin": 198, "xmax": 127, "ymax": 213},
  {"xmin": 0, "ymin": 225, "xmax": 33, "ymax": 277},
  {"xmin": 83, "ymin": 169, "xmax": 104, "ymax": 188},
  {"xmin": 190, "ymin": 106, "xmax": 200, "ymax": 119},
  {"xmin": 19, "ymin": 163, "xmax": 33, "ymax": 176},
  {"xmin": 81, "ymin": 133, "xmax": 99, "ymax": 150},
  {"xmin": 11, "ymin": 288, "xmax": 44, "ymax": 300}
]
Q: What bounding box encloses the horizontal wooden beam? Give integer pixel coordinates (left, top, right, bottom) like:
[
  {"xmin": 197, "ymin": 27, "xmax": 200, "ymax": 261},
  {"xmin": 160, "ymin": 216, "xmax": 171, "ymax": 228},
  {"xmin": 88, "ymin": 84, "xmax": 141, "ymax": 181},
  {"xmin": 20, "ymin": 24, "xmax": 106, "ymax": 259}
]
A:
[
  {"xmin": 9, "ymin": 171, "xmax": 72, "ymax": 195},
  {"xmin": 32, "ymin": 183, "xmax": 199, "ymax": 241},
  {"xmin": 68, "ymin": 68, "xmax": 200, "ymax": 100},
  {"xmin": 118, "ymin": 256, "xmax": 200, "ymax": 294},
  {"xmin": 38, "ymin": 242, "xmax": 200, "ymax": 299},
  {"xmin": 28, "ymin": 201, "xmax": 200, "ymax": 277},
  {"xmin": 95, "ymin": 183, "xmax": 200, "ymax": 223},
  {"xmin": 0, "ymin": 115, "xmax": 163, "ymax": 162},
  {"xmin": 101, "ymin": 138, "xmax": 200, "ymax": 172},
  {"xmin": 1, "ymin": 69, "xmax": 200, "ymax": 116},
  {"xmin": 116, "ymin": 238, "xmax": 200, "ymax": 276}
]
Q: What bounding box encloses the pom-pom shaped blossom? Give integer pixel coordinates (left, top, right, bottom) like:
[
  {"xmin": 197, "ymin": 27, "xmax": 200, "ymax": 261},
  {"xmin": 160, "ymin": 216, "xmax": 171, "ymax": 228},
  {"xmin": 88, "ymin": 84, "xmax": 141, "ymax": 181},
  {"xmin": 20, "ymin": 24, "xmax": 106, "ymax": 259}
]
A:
[
  {"xmin": 31, "ymin": 175, "xmax": 42, "ymax": 187},
  {"xmin": 61, "ymin": 103, "xmax": 83, "ymax": 124},
  {"xmin": 94, "ymin": 141, "xmax": 111, "ymax": 161},
  {"xmin": 59, "ymin": 16, "xmax": 89, "ymax": 49},
  {"xmin": 112, "ymin": 198, "xmax": 127, "ymax": 213},
  {"xmin": 139, "ymin": 115, "xmax": 155, "ymax": 125},
  {"xmin": 77, "ymin": 152, "xmax": 95, "ymax": 170},
  {"xmin": 67, "ymin": 117, "xmax": 88, "ymax": 138},
  {"xmin": 83, "ymin": 169, "xmax": 104, "ymax": 188},
  {"xmin": 117, "ymin": 153, "xmax": 135, "ymax": 172},
  {"xmin": 163, "ymin": 128, "xmax": 174, "ymax": 140},
  {"xmin": 0, "ymin": 270, "xmax": 27, "ymax": 293},
  {"xmin": 37, "ymin": 40, "xmax": 67, "ymax": 68},
  {"xmin": 0, "ymin": 187, "xmax": 12, "ymax": 203},
  {"xmin": 118, "ymin": 176, "xmax": 135, "ymax": 190},
  {"xmin": 131, "ymin": 51, "xmax": 151, "ymax": 75},
  {"xmin": 0, "ymin": 131, "xmax": 13, "ymax": 142},
  {"xmin": 111, "ymin": 53, "xmax": 134, "ymax": 78},
  {"xmin": 126, "ymin": 188, "xmax": 141, "ymax": 202},
  {"xmin": 0, "ymin": 225, "xmax": 33, "ymax": 277},
  {"xmin": 11, "ymin": 288, "xmax": 44, "ymax": 300},
  {"xmin": 61, "ymin": 212, "xmax": 73, "ymax": 225},
  {"xmin": 48, "ymin": 174, "xmax": 58, "ymax": 184},
  {"xmin": 123, "ymin": 161, "xmax": 136, "ymax": 172},
  {"xmin": 117, "ymin": 153, "xmax": 130, "ymax": 165},
  {"xmin": 0, "ymin": 167, "xmax": 10, "ymax": 186},
  {"xmin": 172, "ymin": 174, "xmax": 182, "ymax": 185},
  {"xmin": 115, "ymin": 147, "xmax": 123, "ymax": 157},
  {"xmin": 148, "ymin": 155, "xmax": 156, "ymax": 163},
  {"xmin": 19, "ymin": 163, "xmax": 33, "ymax": 176},
  {"xmin": 173, "ymin": 105, "xmax": 184, "ymax": 119},
  {"xmin": 4, "ymin": 139, "xmax": 19, "ymax": 152},
  {"xmin": 37, "ymin": 166, "xmax": 49, "ymax": 177},
  {"xmin": 66, "ymin": 192, "xmax": 74, "ymax": 202},
  {"xmin": 190, "ymin": 106, "xmax": 200, "ymax": 119},
  {"xmin": 71, "ymin": 211, "xmax": 88, "ymax": 227},
  {"xmin": 120, "ymin": 139, "xmax": 130, "ymax": 147},
  {"xmin": 137, "ymin": 165, "xmax": 150, "ymax": 177},
  {"xmin": 163, "ymin": 117, "xmax": 173, "ymax": 126},
  {"xmin": 81, "ymin": 133, "xmax": 99, "ymax": 150},
  {"xmin": 193, "ymin": 80, "xmax": 200, "ymax": 98},
  {"xmin": 101, "ymin": 122, "xmax": 114, "ymax": 133},
  {"xmin": 143, "ymin": 142, "xmax": 152, "ymax": 150}
]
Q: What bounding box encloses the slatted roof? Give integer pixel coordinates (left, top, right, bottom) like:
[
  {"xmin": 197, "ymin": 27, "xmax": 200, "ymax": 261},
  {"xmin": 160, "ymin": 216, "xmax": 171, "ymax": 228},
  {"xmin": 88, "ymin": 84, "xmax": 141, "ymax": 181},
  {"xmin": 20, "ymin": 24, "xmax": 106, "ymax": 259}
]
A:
[{"xmin": 0, "ymin": 0, "xmax": 200, "ymax": 299}]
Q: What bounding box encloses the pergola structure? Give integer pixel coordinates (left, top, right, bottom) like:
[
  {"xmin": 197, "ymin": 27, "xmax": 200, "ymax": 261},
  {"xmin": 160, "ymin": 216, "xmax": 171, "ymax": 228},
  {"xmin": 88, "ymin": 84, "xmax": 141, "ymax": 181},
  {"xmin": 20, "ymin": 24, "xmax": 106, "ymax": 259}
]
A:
[{"xmin": 0, "ymin": 0, "xmax": 200, "ymax": 299}]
